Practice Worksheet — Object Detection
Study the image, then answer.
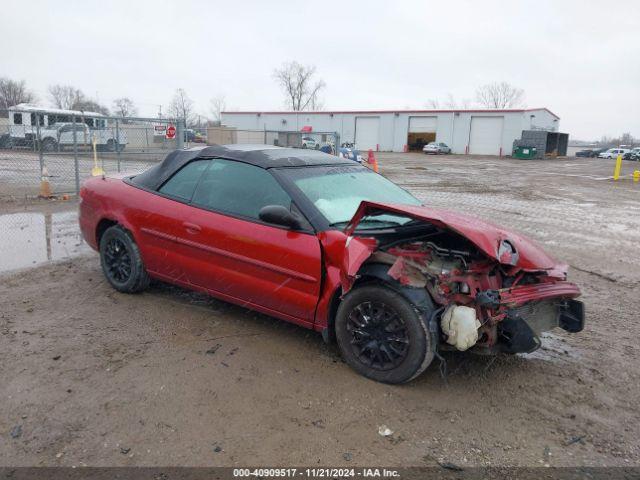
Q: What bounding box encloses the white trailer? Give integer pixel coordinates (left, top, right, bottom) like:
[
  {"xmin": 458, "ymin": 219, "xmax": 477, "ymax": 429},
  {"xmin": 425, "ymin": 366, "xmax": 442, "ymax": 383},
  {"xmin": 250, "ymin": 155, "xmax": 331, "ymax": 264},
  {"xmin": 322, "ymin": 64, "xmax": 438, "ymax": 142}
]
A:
[{"xmin": 2, "ymin": 104, "xmax": 127, "ymax": 152}]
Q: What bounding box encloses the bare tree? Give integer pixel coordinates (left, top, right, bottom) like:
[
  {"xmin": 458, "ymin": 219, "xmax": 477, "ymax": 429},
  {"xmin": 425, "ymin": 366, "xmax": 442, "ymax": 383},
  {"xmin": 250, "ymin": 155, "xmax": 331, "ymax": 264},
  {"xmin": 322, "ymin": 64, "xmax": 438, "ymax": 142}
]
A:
[
  {"xmin": 0, "ymin": 78, "xmax": 36, "ymax": 109},
  {"xmin": 599, "ymin": 135, "xmax": 613, "ymax": 146},
  {"xmin": 113, "ymin": 97, "xmax": 137, "ymax": 118},
  {"xmin": 48, "ymin": 84, "xmax": 109, "ymax": 114},
  {"xmin": 209, "ymin": 95, "xmax": 226, "ymax": 123},
  {"xmin": 273, "ymin": 61, "xmax": 325, "ymax": 111},
  {"xmin": 425, "ymin": 98, "xmax": 440, "ymax": 109},
  {"xmin": 620, "ymin": 132, "xmax": 635, "ymax": 146},
  {"xmin": 426, "ymin": 93, "xmax": 473, "ymax": 109},
  {"xmin": 475, "ymin": 81, "xmax": 525, "ymax": 109},
  {"xmin": 168, "ymin": 88, "xmax": 195, "ymax": 125},
  {"xmin": 73, "ymin": 99, "xmax": 109, "ymax": 115},
  {"xmin": 48, "ymin": 84, "xmax": 84, "ymax": 110}
]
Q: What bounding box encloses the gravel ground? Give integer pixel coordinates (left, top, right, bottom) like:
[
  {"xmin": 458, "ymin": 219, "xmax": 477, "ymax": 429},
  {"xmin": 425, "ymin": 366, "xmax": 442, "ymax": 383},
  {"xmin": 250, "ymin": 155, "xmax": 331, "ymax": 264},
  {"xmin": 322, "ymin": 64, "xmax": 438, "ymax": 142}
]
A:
[{"xmin": 0, "ymin": 153, "xmax": 639, "ymax": 467}]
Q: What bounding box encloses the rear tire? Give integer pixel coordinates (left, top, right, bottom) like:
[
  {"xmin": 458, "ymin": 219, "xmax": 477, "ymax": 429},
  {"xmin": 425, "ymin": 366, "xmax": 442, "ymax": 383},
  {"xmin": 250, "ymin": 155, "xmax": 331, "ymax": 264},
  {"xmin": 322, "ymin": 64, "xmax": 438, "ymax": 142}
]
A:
[
  {"xmin": 335, "ymin": 285, "xmax": 434, "ymax": 384},
  {"xmin": 99, "ymin": 225, "xmax": 150, "ymax": 293}
]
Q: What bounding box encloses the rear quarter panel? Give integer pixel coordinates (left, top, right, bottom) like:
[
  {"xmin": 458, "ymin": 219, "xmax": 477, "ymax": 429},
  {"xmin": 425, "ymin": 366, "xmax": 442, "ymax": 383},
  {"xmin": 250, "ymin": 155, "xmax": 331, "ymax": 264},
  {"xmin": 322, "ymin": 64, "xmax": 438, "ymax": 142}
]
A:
[{"xmin": 79, "ymin": 176, "xmax": 149, "ymax": 250}]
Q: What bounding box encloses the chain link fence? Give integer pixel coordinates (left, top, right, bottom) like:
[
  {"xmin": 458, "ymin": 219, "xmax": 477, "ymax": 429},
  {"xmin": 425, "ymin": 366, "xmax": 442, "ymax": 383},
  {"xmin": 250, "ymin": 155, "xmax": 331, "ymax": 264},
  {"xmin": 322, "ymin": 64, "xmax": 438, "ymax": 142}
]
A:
[
  {"xmin": 206, "ymin": 126, "xmax": 340, "ymax": 154},
  {"xmin": 0, "ymin": 107, "xmax": 342, "ymax": 199},
  {"xmin": 0, "ymin": 107, "xmax": 185, "ymax": 198}
]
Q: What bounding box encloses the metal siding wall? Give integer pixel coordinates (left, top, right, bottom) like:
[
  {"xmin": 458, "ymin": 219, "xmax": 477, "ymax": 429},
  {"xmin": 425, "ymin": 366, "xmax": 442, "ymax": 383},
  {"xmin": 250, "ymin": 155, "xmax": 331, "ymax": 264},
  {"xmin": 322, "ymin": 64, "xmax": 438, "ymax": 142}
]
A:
[
  {"xmin": 221, "ymin": 111, "xmax": 554, "ymax": 154},
  {"xmin": 528, "ymin": 109, "xmax": 559, "ymax": 131}
]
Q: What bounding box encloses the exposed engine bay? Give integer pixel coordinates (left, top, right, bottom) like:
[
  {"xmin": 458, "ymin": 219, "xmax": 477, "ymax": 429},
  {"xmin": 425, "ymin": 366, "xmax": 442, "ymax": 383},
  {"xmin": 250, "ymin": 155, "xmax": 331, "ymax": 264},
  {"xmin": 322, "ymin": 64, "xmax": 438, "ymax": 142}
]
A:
[{"xmin": 343, "ymin": 206, "xmax": 585, "ymax": 355}]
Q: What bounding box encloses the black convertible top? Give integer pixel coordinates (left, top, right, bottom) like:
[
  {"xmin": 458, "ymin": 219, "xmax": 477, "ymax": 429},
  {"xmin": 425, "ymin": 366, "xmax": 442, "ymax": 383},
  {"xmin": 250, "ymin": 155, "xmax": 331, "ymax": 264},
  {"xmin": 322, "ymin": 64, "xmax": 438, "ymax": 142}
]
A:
[{"xmin": 130, "ymin": 144, "xmax": 355, "ymax": 190}]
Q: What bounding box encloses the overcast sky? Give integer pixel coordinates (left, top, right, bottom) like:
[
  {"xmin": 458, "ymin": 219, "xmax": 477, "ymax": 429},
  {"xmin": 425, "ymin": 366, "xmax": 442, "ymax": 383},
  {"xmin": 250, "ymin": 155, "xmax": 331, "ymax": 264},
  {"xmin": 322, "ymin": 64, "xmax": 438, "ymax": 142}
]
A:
[{"xmin": 2, "ymin": 0, "xmax": 638, "ymax": 139}]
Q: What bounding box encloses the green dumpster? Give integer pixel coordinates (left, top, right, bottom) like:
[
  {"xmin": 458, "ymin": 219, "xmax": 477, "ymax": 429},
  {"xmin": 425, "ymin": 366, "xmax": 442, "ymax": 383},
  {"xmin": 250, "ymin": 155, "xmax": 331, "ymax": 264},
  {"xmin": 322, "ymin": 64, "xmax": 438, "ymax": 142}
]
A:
[{"xmin": 513, "ymin": 146, "xmax": 537, "ymax": 159}]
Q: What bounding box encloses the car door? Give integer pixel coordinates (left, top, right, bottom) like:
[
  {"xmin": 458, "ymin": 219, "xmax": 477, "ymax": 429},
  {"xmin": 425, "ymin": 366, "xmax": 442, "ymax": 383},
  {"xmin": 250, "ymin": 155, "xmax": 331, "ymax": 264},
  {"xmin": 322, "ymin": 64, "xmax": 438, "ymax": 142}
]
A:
[
  {"xmin": 181, "ymin": 159, "xmax": 322, "ymax": 325},
  {"xmin": 133, "ymin": 159, "xmax": 212, "ymax": 282}
]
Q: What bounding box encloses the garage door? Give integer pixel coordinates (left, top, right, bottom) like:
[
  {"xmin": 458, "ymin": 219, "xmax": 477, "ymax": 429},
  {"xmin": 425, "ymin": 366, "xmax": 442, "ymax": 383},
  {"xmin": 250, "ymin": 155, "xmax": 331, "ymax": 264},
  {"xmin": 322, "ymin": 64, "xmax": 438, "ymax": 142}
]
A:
[
  {"xmin": 408, "ymin": 116, "xmax": 437, "ymax": 151},
  {"xmin": 469, "ymin": 116, "xmax": 504, "ymax": 155},
  {"xmin": 355, "ymin": 117, "xmax": 380, "ymax": 151},
  {"xmin": 409, "ymin": 116, "xmax": 437, "ymax": 132}
]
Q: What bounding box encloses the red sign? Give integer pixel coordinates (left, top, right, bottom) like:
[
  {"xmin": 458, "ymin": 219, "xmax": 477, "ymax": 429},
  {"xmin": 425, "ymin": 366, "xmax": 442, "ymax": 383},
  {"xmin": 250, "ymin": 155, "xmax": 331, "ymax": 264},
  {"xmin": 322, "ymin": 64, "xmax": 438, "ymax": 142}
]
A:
[{"xmin": 166, "ymin": 124, "xmax": 176, "ymax": 139}]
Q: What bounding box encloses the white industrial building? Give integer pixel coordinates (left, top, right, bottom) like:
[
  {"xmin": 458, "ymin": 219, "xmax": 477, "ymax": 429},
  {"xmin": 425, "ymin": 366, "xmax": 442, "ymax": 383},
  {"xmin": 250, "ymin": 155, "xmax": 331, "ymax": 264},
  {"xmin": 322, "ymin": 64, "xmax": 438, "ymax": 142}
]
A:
[{"xmin": 221, "ymin": 108, "xmax": 560, "ymax": 155}]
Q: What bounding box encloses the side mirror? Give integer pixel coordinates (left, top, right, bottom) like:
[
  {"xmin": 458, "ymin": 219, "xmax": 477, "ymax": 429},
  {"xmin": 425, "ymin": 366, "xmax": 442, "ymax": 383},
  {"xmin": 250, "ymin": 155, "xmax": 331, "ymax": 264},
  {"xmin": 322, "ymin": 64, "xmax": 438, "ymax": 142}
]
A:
[{"xmin": 259, "ymin": 205, "xmax": 301, "ymax": 229}]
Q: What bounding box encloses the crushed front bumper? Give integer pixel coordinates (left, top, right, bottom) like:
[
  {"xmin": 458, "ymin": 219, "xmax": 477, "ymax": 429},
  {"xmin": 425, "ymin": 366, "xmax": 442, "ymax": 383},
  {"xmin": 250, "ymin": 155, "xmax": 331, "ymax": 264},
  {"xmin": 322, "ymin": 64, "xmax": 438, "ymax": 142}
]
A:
[
  {"xmin": 475, "ymin": 282, "xmax": 585, "ymax": 354},
  {"xmin": 497, "ymin": 299, "xmax": 585, "ymax": 353},
  {"xmin": 498, "ymin": 281, "xmax": 582, "ymax": 307}
]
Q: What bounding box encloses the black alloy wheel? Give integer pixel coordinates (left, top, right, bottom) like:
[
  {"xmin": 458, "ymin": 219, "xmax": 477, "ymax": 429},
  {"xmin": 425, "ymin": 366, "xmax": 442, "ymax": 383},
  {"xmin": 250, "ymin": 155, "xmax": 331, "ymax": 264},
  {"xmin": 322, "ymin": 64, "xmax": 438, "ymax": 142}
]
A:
[
  {"xmin": 335, "ymin": 284, "xmax": 434, "ymax": 384},
  {"xmin": 103, "ymin": 237, "xmax": 132, "ymax": 284},
  {"xmin": 346, "ymin": 301, "xmax": 409, "ymax": 370},
  {"xmin": 99, "ymin": 225, "xmax": 150, "ymax": 293}
]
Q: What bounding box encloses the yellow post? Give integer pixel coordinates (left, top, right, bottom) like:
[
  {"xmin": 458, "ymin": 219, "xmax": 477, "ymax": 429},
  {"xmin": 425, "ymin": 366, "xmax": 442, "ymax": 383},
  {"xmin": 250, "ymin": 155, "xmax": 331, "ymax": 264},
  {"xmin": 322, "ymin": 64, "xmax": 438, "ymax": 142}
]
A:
[
  {"xmin": 634, "ymin": 170, "xmax": 640, "ymax": 183},
  {"xmin": 613, "ymin": 154, "xmax": 623, "ymax": 181},
  {"xmin": 91, "ymin": 134, "xmax": 105, "ymax": 176}
]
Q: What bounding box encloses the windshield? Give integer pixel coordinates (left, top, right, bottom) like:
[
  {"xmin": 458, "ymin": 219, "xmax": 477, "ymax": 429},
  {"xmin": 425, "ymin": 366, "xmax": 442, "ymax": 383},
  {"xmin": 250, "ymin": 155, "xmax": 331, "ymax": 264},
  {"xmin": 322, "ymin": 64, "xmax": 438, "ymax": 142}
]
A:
[{"xmin": 280, "ymin": 165, "xmax": 422, "ymax": 229}]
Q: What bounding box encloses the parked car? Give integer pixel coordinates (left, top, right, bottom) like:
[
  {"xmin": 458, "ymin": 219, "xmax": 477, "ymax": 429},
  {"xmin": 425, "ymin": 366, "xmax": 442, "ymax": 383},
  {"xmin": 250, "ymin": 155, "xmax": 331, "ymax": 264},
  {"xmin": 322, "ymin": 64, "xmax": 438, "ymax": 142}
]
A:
[
  {"xmin": 575, "ymin": 149, "xmax": 603, "ymax": 158},
  {"xmin": 423, "ymin": 142, "xmax": 451, "ymax": 154},
  {"xmin": 623, "ymin": 148, "xmax": 640, "ymax": 161},
  {"xmin": 338, "ymin": 146, "xmax": 364, "ymax": 163},
  {"xmin": 79, "ymin": 145, "xmax": 584, "ymax": 384},
  {"xmin": 183, "ymin": 129, "xmax": 197, "ymax": 143},
  {"xmin": 301, "ymin": 136, "xmax": 318, "ymax": 149},
  {"xmin": 44, "ymin": 122, "xmax": 126, "ymax": 152},
  {"xmin": 598, "ymin": 148, "xmax": 630, "ymax": 159},
  {"xmin": 319, "ymin": 143, "xmax": 335, "ymax": 155}
]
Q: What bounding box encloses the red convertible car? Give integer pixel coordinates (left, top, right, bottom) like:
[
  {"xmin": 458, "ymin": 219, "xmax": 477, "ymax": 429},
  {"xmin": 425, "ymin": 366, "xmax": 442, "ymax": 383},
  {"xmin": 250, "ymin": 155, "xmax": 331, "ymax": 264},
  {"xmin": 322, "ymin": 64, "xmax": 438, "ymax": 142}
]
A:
[{"xmin": 79, "ymin": 145, "xmax": 584, "ymax": 383}]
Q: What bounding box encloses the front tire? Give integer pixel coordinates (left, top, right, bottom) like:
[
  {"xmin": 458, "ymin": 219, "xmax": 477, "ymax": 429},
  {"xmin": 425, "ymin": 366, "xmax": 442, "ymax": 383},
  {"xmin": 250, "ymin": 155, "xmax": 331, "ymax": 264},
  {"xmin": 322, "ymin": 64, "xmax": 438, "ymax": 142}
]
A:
[
  {"xmin": 99, "ymin": 225, "xmax": 150, "ymax": 293},
  {"xmin": 335, "ymin": 285, "xmax": 434, "ymax": 384}
]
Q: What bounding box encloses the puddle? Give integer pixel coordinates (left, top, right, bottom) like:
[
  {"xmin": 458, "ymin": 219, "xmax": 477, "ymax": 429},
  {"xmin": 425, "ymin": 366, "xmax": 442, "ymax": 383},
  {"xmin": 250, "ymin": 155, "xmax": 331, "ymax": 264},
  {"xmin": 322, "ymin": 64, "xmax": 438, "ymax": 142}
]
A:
[
  {"xmin": 0, "ymin": 211, "xmax": 92, "ymax": 273},
  {"xmin": 526, "ymin": 332, "xmax": 581, "ymax": 364}
]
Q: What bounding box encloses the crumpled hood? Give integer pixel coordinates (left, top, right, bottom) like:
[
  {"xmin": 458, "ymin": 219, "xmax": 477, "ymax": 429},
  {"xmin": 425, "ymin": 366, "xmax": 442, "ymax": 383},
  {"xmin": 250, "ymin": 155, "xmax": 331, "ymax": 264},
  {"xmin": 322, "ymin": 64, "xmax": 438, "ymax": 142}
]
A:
[{"xmin": 344, "ymin": 201, "xmax": 565, "ymax": 275}]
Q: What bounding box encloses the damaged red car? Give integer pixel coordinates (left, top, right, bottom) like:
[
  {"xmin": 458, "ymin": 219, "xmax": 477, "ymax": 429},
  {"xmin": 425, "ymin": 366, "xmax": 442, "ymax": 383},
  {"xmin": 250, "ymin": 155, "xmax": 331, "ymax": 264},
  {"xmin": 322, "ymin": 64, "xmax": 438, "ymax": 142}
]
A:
[{"xmin": 79, "ymin": 145, "xmax": 585, "ymax": 383}]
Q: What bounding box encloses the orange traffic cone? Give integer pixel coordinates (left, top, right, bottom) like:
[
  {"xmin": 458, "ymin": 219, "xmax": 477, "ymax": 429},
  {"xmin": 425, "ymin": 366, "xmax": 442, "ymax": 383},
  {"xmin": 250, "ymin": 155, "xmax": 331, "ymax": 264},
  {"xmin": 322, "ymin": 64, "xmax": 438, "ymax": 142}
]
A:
[
  {"xmin": 39, "ymin": 166, "xmax": 52, "ymax": 198},
  {"xmin": 367, "ymin": 149, "xmax": 379, "ymax": 173}
]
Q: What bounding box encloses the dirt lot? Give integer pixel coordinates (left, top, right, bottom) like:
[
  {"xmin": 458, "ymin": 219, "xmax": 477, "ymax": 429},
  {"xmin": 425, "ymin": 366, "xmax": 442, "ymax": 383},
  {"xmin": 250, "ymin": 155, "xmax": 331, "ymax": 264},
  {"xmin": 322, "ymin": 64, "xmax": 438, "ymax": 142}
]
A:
[{"xmin": 1, "ymin": 153, "xmax": 639, "ymax": 468}]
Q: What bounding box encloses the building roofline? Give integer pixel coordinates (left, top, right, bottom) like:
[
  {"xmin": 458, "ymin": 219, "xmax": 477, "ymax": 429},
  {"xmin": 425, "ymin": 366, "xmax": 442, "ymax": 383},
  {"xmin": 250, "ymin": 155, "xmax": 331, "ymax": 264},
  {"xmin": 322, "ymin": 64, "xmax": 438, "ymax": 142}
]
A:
[{"xmin": 222, "ymin": 108, "xmax": 560, "ymax": 119}]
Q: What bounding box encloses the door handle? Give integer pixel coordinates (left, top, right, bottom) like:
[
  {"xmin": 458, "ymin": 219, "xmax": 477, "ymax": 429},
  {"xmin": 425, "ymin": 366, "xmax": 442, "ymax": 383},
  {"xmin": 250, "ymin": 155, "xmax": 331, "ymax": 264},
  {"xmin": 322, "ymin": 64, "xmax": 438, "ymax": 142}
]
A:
[{"xmin": 183, "ymin": 222, "xmax": 201, "ymax": 234}]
